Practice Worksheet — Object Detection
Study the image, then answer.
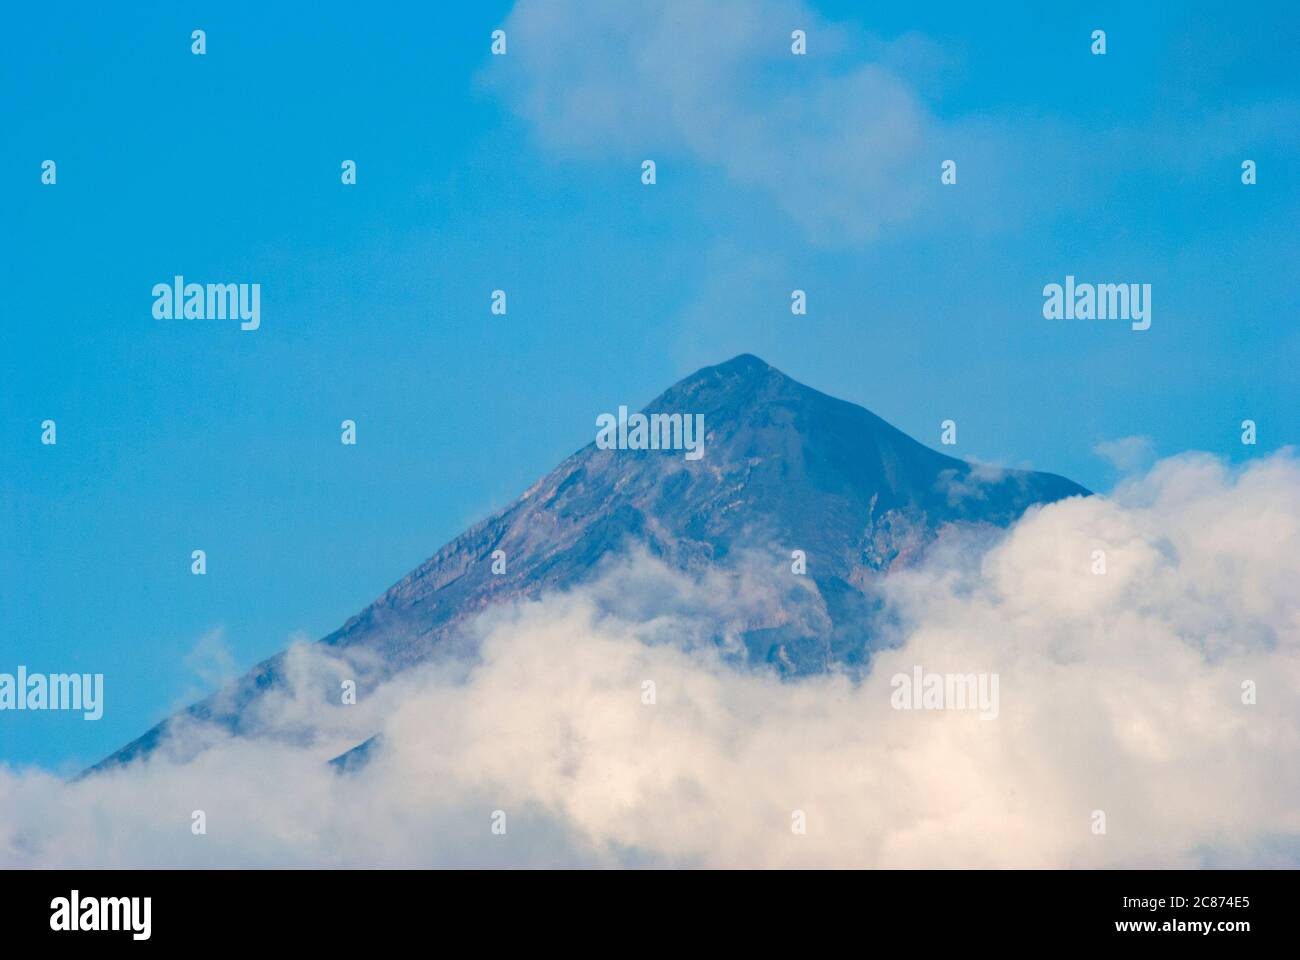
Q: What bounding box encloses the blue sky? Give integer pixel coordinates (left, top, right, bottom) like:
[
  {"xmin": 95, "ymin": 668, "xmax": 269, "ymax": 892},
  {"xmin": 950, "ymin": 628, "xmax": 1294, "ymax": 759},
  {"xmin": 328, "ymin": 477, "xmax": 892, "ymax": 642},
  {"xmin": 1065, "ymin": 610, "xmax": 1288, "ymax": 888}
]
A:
[{"xmin": 2, "ymin": 0, "xmax": 1296, "ymax": 771}]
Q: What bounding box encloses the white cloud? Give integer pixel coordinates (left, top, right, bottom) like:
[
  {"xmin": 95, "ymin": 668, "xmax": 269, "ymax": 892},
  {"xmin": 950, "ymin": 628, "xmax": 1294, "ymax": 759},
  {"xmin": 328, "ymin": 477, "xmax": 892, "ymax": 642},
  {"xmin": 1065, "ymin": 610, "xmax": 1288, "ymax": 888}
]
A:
[
  {"xmin": 484, "ymin": 0, "xmax": 940, "ymax": 244},
  {"xmin": 1095, "ymin": 435, "xmax": 1156, "ymax": 473},
  {"xmin": 2, "ymin": 451, "xmax": 1298, "ymax": 868},
  {"xmin": 483, "ymin": 1, "xmax": 1300, "ymax": 251},
  {"xmin": 936, "ymin": 461, "xmax": 1012, "ymax": 507}
]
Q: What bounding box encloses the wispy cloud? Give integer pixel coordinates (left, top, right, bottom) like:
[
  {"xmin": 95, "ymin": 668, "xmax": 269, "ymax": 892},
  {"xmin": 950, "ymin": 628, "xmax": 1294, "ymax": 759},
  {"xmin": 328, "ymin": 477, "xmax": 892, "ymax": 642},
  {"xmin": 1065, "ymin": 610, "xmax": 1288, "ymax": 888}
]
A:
[
  {"xmin": 484, "ymin": 0, "xmax": 942, "ymax": 244},
  {"xmin": 484, "ymin": 1, "xmax": 1300, "ymax": 251},
  {"xmin": 1094, "ymin": 435, "xmax": 1156, "ymax": 473}
]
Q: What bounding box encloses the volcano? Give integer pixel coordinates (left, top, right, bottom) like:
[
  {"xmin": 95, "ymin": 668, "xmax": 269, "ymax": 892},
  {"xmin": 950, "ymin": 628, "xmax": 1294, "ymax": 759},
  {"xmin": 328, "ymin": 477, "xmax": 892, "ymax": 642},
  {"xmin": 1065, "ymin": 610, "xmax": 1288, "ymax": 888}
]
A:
[{"xmin": 90, "ymin": 354, "xmax": 1088, "ymax": 773}]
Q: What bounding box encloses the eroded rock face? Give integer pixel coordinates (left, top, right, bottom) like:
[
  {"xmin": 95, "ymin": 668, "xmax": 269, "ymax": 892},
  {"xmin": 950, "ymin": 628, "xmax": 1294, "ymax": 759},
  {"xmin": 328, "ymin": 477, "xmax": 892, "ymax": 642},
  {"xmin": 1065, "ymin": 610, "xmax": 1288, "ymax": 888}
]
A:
[{"xmin": 90, "ymin": 354, "xmax": 1088, "ymax": 773}]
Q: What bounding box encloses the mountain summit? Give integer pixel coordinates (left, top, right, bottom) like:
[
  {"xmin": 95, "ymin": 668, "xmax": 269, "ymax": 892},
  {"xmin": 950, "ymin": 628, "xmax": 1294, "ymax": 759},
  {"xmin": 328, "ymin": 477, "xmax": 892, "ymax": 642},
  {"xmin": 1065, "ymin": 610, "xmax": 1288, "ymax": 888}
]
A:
[{"xmin": 92, "ymin": 355, "xmax": 1087, "ymax": 772}]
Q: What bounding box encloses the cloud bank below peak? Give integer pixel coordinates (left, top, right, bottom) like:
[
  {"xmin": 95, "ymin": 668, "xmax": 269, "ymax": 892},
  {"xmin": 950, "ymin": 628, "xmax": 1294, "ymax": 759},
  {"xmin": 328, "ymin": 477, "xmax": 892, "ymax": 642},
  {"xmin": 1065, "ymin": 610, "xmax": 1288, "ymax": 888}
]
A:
[{"xmin": 2, "ymin": 450, "xmax": 1298, "ymax": 868}]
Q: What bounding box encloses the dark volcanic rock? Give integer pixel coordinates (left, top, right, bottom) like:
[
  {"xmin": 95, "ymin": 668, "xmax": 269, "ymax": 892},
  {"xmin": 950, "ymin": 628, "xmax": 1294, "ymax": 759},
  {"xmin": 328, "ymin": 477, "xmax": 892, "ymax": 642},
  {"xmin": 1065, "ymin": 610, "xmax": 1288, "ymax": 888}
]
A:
[{"xmin": 89, "ymin": 355, "xmax": 1087, "ymax": 774}]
